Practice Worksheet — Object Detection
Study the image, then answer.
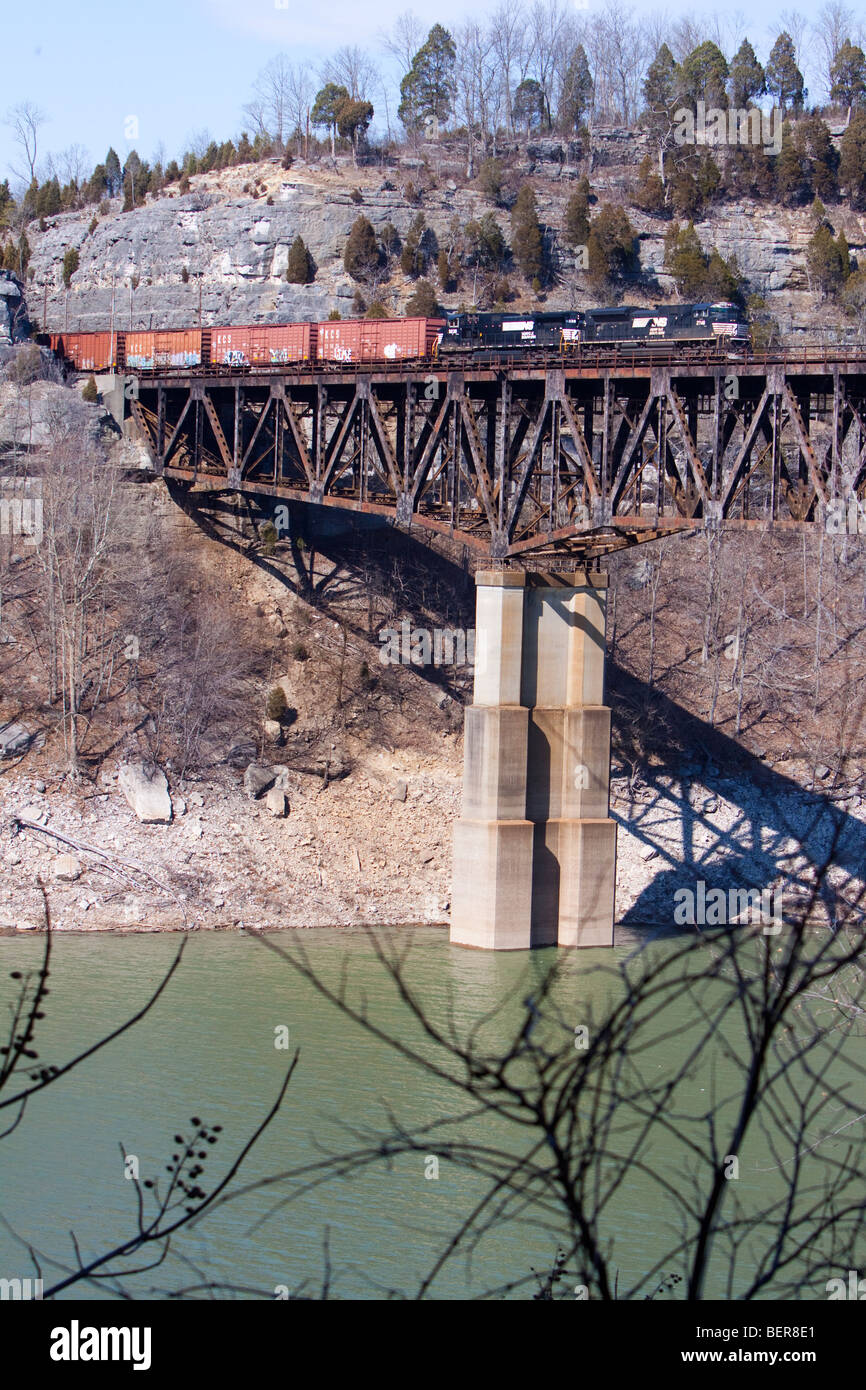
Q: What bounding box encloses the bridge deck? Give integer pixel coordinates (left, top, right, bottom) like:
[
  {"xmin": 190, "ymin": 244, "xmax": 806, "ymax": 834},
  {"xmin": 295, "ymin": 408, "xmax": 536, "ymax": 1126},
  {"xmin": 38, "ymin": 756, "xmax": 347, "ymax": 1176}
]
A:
[{"xmin": 123, "ymin": 353, "xmax": 866, "ymax": 560}]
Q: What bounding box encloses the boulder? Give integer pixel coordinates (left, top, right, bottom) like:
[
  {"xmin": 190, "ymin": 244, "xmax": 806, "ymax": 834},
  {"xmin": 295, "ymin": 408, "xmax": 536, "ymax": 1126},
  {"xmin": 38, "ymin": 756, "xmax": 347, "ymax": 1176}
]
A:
[
  {"xmin": 265, "ymin": 788, "xmax": 288, "ymax": 817},
  {"xmin": 0, "ymin": 721, "xmax": 33, "ymax": 758},
  {"xmin": 264, "ymin": 719, "xmax": 283, "ymax": 743},
  {"xmin": 244, "ymin": 763, "xmax": 276, "ymax": 798},
  {"xmin": 118, "ymin": 762, "xmax": 173, "ymax": 823},
  {"xmin": 391, "ymin": 779, "xmax": 408, "ymax": 803},
  {"xmin": 53, "ymin": 853, "xmax": 82, "ymax": 882}
]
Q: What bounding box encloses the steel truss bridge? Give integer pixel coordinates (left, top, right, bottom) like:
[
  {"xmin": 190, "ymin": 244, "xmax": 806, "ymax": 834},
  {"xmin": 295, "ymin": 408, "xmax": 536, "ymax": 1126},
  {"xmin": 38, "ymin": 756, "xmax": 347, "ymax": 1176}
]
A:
[{"xmin": 125, "ymin": 348, "xmax": 866, "ymax": 561}]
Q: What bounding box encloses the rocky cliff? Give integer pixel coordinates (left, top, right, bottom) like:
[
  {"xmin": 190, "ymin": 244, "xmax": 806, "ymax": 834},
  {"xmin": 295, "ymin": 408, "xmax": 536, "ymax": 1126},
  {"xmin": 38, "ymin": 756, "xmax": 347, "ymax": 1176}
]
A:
[{"xmin": 21, "ymin": 129, "xmax": 866, "ymax": 340}]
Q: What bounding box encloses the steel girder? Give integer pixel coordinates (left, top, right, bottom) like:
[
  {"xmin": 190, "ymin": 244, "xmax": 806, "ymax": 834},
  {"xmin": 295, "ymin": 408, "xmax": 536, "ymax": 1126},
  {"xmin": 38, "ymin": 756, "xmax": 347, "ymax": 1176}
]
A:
[{"xmin": 127, "ymin": 361, "xmax": 866, "ymax": 561}]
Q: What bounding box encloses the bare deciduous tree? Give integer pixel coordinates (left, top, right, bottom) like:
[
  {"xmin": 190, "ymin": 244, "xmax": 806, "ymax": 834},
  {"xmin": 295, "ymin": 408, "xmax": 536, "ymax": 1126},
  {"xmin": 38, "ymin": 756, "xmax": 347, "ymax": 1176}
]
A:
[{"xmin": 5, "ymin": 100, "xmax": 45, "ymax": 186}]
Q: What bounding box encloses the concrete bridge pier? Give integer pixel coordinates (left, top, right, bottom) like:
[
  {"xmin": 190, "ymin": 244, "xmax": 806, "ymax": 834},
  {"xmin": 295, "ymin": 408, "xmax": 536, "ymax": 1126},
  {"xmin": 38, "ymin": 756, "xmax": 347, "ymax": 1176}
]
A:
[{"xmin": 450, "ymin": 570, "xmax": 616, "ymax": 950}]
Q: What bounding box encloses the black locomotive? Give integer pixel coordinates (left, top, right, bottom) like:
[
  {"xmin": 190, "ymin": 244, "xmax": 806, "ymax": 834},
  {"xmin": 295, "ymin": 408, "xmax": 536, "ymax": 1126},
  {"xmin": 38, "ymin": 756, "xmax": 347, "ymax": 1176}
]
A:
[{"xmin": 440, "ymin": 302, "xmax": 749, "ymax": 352}]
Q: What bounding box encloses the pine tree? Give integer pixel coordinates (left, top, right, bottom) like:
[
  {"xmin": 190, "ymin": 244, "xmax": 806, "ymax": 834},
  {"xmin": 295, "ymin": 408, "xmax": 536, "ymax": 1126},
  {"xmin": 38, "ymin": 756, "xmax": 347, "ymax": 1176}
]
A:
[
  {"xmin": 105, "ymin": 148, "xmax": 122, "ymax": 197},
  {"xmin": 766, "ymin": 33, "xmax": 806, "ymax": 115},
  {"xmin": 62, "ymin": 246, "xmax": 80, "ymax": 287},
  {"xmin": 663, "ymin": 221, "xmax": 707, "ymax": 296},
  {"xmin": 81, "ymin": 375, "xmax": 98, "ymax": 403},
  {"xmin": 398, "ymin": 24, "xmax": 456, "ymax": 132},
  {"xmin": 343, "ymin": 215, "xmax": 381, "ymax": 281},
  {"xmin": 400, "ymin": 214, "xmax": 427, "ymax": 277},
  {"xmin": 311, "ymin": 83, "xmax": 350, "ymax": 159},
  {"xmin": 775, "ymin": 121, "xmax": 811, "ymax": 204},
  {"xmin": 729, "ymin": 40, "xmax": 766, "ymax": 108},
  {"xmin": 633, "ymin": 156, "xmax": 666, "ymax": 214},
  {"xmin": 564, "ymin": 178, "xmax": 592, "ymax": 244},
  {"xmin": 678, "ymin": 42, "xmax": 729, "ymax": 111},
  {"xmin": 558, "ymin": 45, "xmax": 593, "ymax": 134},
  {"xmin": 806, "ymin": 223, "xmax": 846, "ymax": 296},
  {"xmin": 642, "ymin": 44, "xmax": 680, "ymax": 182},
  {"xmin": 830, "ymin": 40, "xmax": 866, "ymax": 113},
  {"xmin": 586, "ymin": 204, "xmax": 636, "ymax": 289},
  {"xmin": 405, "ymin": 278, "xmax": 438, "ymax": 315},
  {"xmin": 510, "ymin": 184, "xmax": 544, "ymax": 281},
  {"xmin": 286, "ymin": 236, "xmax": 314, "ymax": 284}
]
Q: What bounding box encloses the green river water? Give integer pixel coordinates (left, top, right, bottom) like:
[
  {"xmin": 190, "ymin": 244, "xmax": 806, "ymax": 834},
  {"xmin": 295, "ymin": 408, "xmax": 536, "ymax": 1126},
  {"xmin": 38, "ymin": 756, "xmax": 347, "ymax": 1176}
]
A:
[{"xmin": 0, "ymin": 926, "xmax": 861, "ymax": 1300}]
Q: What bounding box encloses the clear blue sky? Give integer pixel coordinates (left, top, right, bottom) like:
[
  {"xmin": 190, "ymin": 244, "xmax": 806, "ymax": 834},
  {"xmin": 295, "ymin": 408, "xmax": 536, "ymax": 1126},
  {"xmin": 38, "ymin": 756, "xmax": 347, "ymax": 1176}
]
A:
[{"xmin": 0, "ymin": 0, "xmax": 844, "ymax": 186}]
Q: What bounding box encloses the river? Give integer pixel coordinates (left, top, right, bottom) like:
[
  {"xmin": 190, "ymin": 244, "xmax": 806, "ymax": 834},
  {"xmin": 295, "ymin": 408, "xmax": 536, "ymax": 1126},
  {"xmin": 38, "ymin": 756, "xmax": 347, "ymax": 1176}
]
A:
[{"xmin": 0, "ymin": 926, "xmax": 861, "ymax": 1300}]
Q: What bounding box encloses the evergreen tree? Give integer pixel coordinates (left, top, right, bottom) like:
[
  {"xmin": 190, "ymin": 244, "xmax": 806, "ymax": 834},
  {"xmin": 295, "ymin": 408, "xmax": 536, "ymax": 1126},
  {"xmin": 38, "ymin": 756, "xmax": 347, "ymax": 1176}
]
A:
[
  {"xmin": 513, "ymin": 79, "xmax": 546, "ymax": 134},
  {"xmin": 285, "ymin": 236, "xmax": 314, "ymax": 284},
  {"xmin": 312, "ymin": 83, "xmax": 351, "ymax": 158},
  {"xmin": 558, "ymin": 45, "xmax": 593, "ymax": 134},
  {"xmin": 830, "ymin": 40, "xmax": 866, "ymax": 113},
  {"xmin": 62, "ymin": 246, "xmax": 79, "ymax": 287},
  {"xmin": 564, "ymin": 177, "xmax": 592, "ymax": 244},
  {"xmin": 806, "ymin": 222, "xmax": 847, "ymax": 296},
  {"xmin": 510, "ymin": 184, "xmax": 544, "ymax": 281},
  {"xmin": 633, "ymin": 155, "xmax": 666, "ymax": 214},
  {"xmin": 477, "ymin": 158, "xmax": 505, "ymax": 203},
  {"xmin": 236, "ymin": 132, "xmax": 254, "ymax": 163},
  {"xmin": 398, "ymin": 24, "xmax": 456, "ymax": 132},
  {"xmin": 405, "ymin": 277, "xmax": 438, "ymax": 315},
  {"xmin": 775, "ymin": 121, "xmax": 811, "ymax": 204},
  {"xmin": 643, "ymin": 43, "xmax": 679, "ymax": 117},
  {"xmin": 337, "ymin": 99, "xmax": 374, "ymax": 166},
  {"xmin": 704, "ymin": 248, "xmax": 742, "ymax": 301},
  {"xmin": 766, "ymin": 33, "xmax": 806, "ymax": 114},
  {"xmin": 664, "ymin": 220, "xmax": 707, "ymax": 296},
  {"xmin": 643, "ymin": 44, "xmax": 680, "ymax": 182},
  {"xmin": 586, "ymin": 204, "xmax": 636, "ymax": 288},
  {"xmin": 400, "ymin": 213, "xmax": 427, "ymax": 277},
  {"xmin": 366, "ymin": 300, "xmax": 388, "ymax": 318},
  {"xmin": 800, "ymin": 114, "xmax": 838, "ymax": 200},
  {"xmin": 343, "ymin": 215, "xmax": 381, "ymax": 281},
  {"xmin": 81, "ymin": 375, "xmax": 99, "ymax": 403},
  {"xmin": 105, "ymin": 148, "xmax": 122, "ymax": 197},
  {"xmin": 729, "ymin": 39, "xmax": 766, "ymax": 108},
  {"xmin": 840, "ymin": 110, "xmax": 866, "ymax": 207},
  {"xmin": 671, "ymin": 168, "xmax": 702, "ymax": 219},
  {"xmin": 465, "ymin": 213, "xmax": 507, "ymax": 269},
  {"xmin": 678, "ymin": 42, "xmax": 729, "ymax": 111}
]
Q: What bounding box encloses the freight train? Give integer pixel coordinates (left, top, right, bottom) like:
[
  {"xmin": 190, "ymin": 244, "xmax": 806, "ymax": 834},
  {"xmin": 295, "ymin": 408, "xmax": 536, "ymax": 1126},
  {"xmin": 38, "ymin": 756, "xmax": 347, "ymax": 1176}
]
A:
[{"xmin": 42, "ymin": 301, "xmax": 749, "ymax": 374}]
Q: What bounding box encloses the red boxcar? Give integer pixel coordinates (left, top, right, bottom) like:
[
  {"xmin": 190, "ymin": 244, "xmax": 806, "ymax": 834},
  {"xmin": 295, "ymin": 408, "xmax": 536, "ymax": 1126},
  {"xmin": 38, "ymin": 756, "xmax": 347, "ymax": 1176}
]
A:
[
  {"xmin": 124, "ymin": 330, "xmax": 202, "ymax": 371},
  {"xmin": 210, "ymin": 322, "xmax": 314, "ymax": 368},
  {"xmin": 315, "ymin": 317, "xmax": 443, "ymax": 364},
  {"xmin": 51, "ymin": 331, "xmax": 117, "ymax": 372}
]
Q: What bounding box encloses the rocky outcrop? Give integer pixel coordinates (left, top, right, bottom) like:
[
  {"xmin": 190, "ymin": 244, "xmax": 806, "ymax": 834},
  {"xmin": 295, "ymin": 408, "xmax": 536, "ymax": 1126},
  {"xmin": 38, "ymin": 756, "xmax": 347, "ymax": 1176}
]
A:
[
  {"xmin": 0, "ymin": 272, "xmax": 30, "ymax": 344},
  {"xmin": 0, "ymin": 722, "xmax": 33, "ymax": 757},
  {"xmin": 21, "ymin": 136, "xmax": 866, "ymax": 339}
]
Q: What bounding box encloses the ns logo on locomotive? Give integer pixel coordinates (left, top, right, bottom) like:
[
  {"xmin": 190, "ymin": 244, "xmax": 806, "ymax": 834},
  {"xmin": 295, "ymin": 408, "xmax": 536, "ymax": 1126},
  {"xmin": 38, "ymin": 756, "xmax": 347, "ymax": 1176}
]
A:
[{"xmin": 438, "ymin": 302, "xmax": 750, "ymax": 354}]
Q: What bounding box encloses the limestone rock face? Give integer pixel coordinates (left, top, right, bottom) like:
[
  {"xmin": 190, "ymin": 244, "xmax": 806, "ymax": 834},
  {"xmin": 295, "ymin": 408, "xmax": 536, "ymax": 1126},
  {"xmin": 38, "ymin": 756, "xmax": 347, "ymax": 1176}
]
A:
[
  {"xmin": 118, "ymin": 762, "xmax": 173, "ymax": 823},
  {"xmin": 0, "ymin": 272, "xmax": 31, "ymax": 344},
  {"xmin": 22, "ymin": 133, "xmax": 864, "ymax": 341}
]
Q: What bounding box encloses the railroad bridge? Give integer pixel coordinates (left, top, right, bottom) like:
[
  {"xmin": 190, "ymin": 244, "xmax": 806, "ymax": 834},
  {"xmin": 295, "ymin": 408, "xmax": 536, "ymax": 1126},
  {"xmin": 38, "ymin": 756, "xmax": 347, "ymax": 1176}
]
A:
[{"xmin": 119, "ymin": 349, "xmax": 866, "ymax": 949}]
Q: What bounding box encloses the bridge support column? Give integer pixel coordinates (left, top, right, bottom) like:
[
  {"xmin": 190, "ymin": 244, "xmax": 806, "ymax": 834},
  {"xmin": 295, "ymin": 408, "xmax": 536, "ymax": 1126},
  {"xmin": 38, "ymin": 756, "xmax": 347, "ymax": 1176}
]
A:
[{"xmin": 451, "ymin": 570, "xmax": 616, "ymax": 951}]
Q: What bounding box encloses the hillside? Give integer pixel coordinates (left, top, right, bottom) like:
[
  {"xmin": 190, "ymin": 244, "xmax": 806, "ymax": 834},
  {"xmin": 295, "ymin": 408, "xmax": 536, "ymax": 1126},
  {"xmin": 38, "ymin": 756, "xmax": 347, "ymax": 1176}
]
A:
[{"xmin": 20, "ymin": 128, "xmax": 866, "ymax": 342}]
